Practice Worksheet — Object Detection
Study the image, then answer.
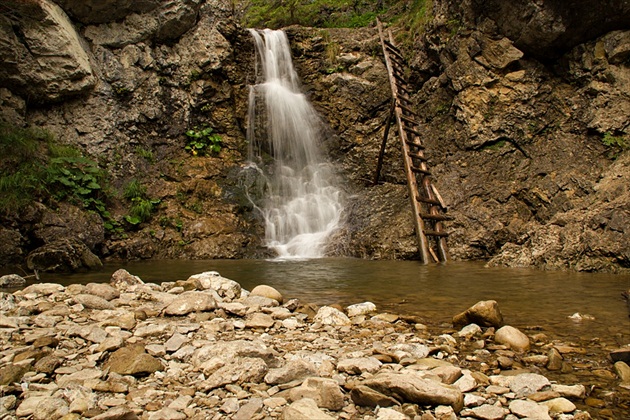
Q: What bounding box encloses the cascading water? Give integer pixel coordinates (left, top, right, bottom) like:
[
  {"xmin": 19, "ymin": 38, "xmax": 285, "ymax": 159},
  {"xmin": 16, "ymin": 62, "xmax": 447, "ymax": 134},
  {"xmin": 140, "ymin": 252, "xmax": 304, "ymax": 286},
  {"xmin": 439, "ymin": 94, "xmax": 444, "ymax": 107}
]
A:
[{"xmin": 247, "ymin": 29, "xmax": 344, "ymax": 258}]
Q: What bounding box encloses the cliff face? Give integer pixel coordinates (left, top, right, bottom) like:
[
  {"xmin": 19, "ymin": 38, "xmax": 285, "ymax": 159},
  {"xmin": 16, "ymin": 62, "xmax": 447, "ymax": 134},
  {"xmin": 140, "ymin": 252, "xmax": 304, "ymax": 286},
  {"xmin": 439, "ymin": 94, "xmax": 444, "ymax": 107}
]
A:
[{"xmin": 0, "ymin": 0, "xmax": 628, "ymax": 273}]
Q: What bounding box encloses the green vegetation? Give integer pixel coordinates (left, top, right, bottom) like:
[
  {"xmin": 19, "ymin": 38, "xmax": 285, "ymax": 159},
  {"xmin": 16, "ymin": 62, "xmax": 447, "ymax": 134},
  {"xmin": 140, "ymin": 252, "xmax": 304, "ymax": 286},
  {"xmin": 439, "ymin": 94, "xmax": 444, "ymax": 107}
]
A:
[
  {"xmin": 135, "ymin": 146, "xmax": 154, "ymax": 163},
  {"xmin": 0, "ymin": 124, "xmax": 108, "ymax": 217},
  {"xmin": 242, "ymin": 0, "xmax": 397, "ymax": 29},
  {"xmin": 602, "ymin": 132, "xmax": 629, "ymax": 159},
  {"xmin": 123, "ymin": 179, "xmax": 160, "ymax": 226},
  {"xmin": 185, "ymin": 126, "xmax": 222, "ymax": 156}
]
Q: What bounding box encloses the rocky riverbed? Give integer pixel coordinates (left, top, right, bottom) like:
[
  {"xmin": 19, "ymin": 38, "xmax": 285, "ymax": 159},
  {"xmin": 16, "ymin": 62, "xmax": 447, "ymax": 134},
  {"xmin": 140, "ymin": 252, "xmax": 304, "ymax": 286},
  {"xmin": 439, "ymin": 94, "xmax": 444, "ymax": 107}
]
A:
[{"xmin": 1, "ymin": 270, "xmax": 629, "ymax": 419}]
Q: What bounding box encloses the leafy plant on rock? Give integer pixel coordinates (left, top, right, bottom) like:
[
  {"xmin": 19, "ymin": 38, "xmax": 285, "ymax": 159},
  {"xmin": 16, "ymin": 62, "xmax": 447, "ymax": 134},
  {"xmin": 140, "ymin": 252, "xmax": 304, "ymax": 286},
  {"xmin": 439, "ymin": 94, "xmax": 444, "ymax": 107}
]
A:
[
  {"xmin": 185, "ymin": 126, "xmax": 222, "ymax": 156},
  {"xmin": 122, "ymin": 179, "xmax": 160, "ymax": 226}
]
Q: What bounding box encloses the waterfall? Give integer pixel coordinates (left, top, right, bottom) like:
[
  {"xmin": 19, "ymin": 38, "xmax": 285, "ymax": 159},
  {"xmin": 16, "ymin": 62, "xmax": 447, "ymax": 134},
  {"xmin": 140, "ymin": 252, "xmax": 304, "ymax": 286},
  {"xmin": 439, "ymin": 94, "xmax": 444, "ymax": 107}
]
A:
[{"xmin": 247, "ymin": 29, "xmax": 343, "ymax": 259}]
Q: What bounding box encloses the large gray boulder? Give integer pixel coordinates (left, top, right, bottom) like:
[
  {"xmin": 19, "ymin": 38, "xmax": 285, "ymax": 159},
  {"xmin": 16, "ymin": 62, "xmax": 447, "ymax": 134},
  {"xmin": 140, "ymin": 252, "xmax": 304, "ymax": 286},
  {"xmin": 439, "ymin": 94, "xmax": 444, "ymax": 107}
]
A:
[{"xmin": 0, "ymin": 0, "xmax": 95, "ymax": 102}]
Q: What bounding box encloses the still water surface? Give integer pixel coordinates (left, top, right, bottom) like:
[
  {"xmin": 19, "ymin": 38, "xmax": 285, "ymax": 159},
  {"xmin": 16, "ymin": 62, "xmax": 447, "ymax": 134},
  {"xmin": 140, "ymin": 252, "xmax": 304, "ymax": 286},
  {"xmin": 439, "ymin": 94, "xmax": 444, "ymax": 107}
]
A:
[{"xmin": 33, "ymin": 258, "xmax": 630, "ymax": 345}]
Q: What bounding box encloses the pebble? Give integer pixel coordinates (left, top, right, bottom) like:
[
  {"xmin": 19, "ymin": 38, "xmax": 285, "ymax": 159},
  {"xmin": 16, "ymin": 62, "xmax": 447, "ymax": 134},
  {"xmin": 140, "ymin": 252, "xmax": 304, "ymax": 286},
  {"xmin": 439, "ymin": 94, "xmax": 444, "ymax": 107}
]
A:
[{"xmin": 0, "ymin": 272, "xmax": 625, "ymax": 419}]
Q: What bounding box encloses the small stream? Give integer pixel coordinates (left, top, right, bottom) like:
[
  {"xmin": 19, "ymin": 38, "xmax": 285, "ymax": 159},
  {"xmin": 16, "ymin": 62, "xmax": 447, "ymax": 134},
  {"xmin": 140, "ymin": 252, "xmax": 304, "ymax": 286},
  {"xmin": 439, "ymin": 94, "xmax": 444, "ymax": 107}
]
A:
[{"xmin": 14, "ymin": 258, "xmax": 630, "ymax": 346}]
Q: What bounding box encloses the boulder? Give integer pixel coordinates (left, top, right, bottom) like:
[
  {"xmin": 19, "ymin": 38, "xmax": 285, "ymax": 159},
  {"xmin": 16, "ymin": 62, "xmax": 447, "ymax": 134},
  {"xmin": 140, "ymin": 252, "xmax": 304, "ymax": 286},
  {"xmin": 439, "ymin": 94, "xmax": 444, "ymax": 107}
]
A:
[
  {"xmin": 346, "ymin": 301, "xmax": 377, "ymax": 317},
  {"xmin": 26, "ymin": 239, "xmax": 102, "ymax": 273},
  {"xmin": 453, "ymin": 300, "xmax": 504, "ymax": 329},
  {"xmin": 358, "ymin": 372, "xmax": 464, "ymax": 412},
  {"xmin": 0, "ymin": 0, "xmax": 95, "ymax": 102},
  {"xmin": 250, "ymin": 285, "xmax": 283, "ymax": 304},
  {"xmin": 494, "ymin": 325, "xmax": 530, "ymax": 353},
  {"xmin": 188, "ymin": 271, "xmax": 241, "ymax": 300}
]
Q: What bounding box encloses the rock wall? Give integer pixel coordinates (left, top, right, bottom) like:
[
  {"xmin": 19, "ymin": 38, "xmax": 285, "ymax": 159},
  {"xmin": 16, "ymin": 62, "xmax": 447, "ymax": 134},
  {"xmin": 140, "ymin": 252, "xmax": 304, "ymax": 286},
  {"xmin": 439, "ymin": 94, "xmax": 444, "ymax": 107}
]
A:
[
  {"xmin": 284, "ymin": 1, "xmax": 630, "ymax": 272},
  {"xmin": 0, "ymin": 0, "xmax": 628, "ymax": 273}
]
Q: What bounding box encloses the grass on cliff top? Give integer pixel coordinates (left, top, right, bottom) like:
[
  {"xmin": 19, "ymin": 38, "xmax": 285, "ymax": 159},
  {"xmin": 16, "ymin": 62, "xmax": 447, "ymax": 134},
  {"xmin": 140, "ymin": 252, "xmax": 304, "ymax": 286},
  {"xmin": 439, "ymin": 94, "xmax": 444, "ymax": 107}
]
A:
[{"xmin": 241, "ymin": 0, "xmax": 429, "ymax": 29}]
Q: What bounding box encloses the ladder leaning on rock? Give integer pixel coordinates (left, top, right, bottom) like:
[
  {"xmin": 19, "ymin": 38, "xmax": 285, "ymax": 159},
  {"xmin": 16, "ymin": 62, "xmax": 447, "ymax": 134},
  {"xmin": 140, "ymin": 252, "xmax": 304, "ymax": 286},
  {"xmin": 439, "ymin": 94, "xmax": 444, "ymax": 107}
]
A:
[{"xmin": 374, "ymin": 18, "xmax": 451, "ymax": 264}]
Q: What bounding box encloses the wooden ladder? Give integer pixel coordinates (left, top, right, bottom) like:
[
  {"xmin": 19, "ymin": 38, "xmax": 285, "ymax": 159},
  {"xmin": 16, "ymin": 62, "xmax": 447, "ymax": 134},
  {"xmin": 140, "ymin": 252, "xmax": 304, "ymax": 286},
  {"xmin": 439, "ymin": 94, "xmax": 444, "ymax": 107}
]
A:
[{"xmin": 374, "ymin": 19, "xmax": 450, "ymax": 264}]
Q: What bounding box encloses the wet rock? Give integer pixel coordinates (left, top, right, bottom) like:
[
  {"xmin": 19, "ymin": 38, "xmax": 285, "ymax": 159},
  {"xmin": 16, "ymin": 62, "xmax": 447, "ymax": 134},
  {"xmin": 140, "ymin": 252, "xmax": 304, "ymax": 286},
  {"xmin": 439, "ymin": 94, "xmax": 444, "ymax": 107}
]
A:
[
  {"xmin": 347, "ymin": 302, "xmax": 377, "ymax": 317},
  {"xmin": 314, "ymin": 306, "xmax": 351, "ymax": 326},
  {"xmin": 452, "ymin": 300, "xmax": 504, "ymax": 329},
  {"xmin": 550, "ymin": 384, "xmax": 586, "ymax": 399},
  {"xmin": 0, "ymin": 274, "xmax": 26, "ymax": 288},
  {"xmin": 494, "ymin": 325, "xmax": 530, "ymax": 353},
  {"xmin": 289, "ymin": 377, "xmax": 345, "ymax": 410},
  {"xmin": 163, "ymin": 291, "xmax": 217, "ymax": 316},
  {"xmin": 188, "ymin": 271, "xmax": 241, "ymax": 300},
  {"xmin": 359, "ymin": 372, "xmax": 464, "ymax": 412},
  {"xmin": 541, "ymin": 397, "xmax": 577, "ymax": 414},
  {"xmin": 26, "ymin": 239, "xmax": 102, "ymax": 273},
  {"xmin": 610, "ymin": 347, "xmax": 630, "ymax": 363},
  {"xmin": 456, "ymin": 323, "xmax": 482, "ymax": 339},
  {"xmin": 104, "ymin": 344, "xmax": 164, "ymax": 376},
  {"xmin": 508, "ymin": 399, "xmax": 551, "ymax": 419},
  {"xmin": 281, "ymin": 398, "xmax": 335, "ymax": 420},
  {"xmin": 250, "ymin": 285, "xmax": 283, "ymax": 304},
  {"xmin": 614, "ymin": 361, "xmax": 630, "ymax": 383},
  {"xmin": 547, "ymin": 347, "xmax": 564, "ymax": 370}
]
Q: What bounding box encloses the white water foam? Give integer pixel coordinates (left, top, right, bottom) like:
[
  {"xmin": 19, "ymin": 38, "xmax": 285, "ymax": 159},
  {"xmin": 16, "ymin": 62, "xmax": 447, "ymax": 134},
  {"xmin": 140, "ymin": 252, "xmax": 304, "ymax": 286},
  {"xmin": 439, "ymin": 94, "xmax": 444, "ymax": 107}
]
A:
[{"xmin": 247, "ymin": 29, "xmax": 343, "ymax": 259}]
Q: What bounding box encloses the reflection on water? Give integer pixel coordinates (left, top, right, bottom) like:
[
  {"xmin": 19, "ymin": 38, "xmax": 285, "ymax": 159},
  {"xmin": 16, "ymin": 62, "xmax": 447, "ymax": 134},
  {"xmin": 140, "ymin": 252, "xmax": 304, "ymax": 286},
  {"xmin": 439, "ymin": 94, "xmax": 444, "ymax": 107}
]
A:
[{"xmin": 10, "ymin": 259, "xmax": 630, "ymax": 344}]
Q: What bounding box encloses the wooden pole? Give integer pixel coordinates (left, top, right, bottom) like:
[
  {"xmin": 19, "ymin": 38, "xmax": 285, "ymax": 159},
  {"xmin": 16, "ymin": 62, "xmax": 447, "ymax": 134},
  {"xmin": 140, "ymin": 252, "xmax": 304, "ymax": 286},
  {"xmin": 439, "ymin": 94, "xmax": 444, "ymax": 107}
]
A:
[{"xmin": 374, "ymin": 100, "xmax": 395, "ymax": 185}]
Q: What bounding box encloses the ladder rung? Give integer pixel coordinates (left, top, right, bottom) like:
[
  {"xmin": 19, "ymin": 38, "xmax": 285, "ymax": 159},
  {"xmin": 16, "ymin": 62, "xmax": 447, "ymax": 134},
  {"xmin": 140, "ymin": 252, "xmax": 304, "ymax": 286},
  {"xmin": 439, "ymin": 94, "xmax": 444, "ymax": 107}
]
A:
[
  {"xmin": 411, "ymin": 166, "xmax": 431, "ymax": 175},
  {"xmin": 405, "ymin": 140, "xmax": 424, "ymax": 149},
  {"xmin": 400, "ymin": 115, "xmax": 419, "ymax": 126},
  {"xmin": 398, "ymin": 104, "xmax": 417, "ymax": 117},
  {"xmin": 393, "ymin": 72, "xmax": 408, "ymax": 85},
  {"xmin": 423, "ymin": 230, "xmax": 449, "ymax": 237},
  {"xmin": 416, "ymin": 195, "xmax": 440, "ymax": 205},
  {"xmin": 404, "ymin": 126, "xmax": 422, "ymax": 137},
  {"xmin": 397, "ymin": 95, "xmax": 413, "ymax": 105},
  {"xmin": 408, "ymin": 152, "xmax": 427, "ymax": 161},
  {"xmin": 420, "ymin": 213, "xmax": 453, "ymax": 221},
  {"xmin": 384, "ymin": 40, "xmax": 405, "ymax": 60}
]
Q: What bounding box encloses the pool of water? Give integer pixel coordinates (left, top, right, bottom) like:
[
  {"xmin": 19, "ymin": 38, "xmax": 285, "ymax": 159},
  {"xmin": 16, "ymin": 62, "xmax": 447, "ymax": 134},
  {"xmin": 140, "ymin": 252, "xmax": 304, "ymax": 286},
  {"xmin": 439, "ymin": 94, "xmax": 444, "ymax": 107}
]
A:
[{"xmin": 13, "ymin": 258, "xmax": 629, "ymax": 346}]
